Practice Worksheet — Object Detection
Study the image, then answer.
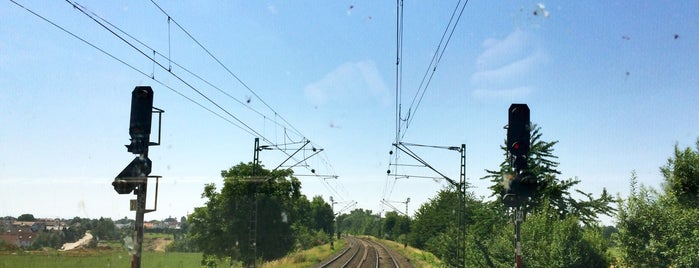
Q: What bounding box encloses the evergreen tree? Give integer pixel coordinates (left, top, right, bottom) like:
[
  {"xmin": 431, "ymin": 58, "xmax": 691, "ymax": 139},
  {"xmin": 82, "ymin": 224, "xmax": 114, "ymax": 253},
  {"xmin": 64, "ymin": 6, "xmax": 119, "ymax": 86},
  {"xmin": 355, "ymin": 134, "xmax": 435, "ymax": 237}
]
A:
[{"xmin": 482, "ymin": 124, "xmax": 614, "ymax": 225}]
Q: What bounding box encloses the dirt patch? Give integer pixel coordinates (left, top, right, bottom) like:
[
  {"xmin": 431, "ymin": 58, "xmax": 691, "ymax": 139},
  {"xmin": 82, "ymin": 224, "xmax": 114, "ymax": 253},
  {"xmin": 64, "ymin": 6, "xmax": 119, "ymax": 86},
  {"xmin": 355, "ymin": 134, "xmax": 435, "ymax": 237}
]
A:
[
  {"xmin": 60, "ymin": 232, "xmax": 93, "ymax": 251},
  {"xmin": 145, "ymin": 237, "xmax": 173, "ymax": 252}
]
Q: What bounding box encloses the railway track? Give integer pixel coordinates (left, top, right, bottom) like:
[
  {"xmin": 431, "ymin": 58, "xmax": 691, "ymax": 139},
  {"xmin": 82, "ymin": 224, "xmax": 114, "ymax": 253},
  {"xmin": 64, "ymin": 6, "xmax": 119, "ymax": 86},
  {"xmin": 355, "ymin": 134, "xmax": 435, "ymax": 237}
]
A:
[{"xmin": 317, "ymin": 236, "xmax": 406, "ymax": 268}]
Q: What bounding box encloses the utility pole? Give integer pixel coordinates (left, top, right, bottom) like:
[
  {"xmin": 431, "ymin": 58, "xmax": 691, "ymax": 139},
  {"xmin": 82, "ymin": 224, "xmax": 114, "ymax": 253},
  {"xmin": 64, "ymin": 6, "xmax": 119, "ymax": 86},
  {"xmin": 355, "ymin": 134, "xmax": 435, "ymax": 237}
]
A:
[
  {"xmin": 112, "ymin": 86, "xmax": 164, "ymax": 268},
  {"xmin": 404, "ymin": 197, "xmax": 410, "ymax": 248},
  {"xmin": 330, "ymin": 196, "xmax": 337, "ymax": 249},
  {"xmin": 248, "ymin": 138, "xmax": 261, "ymax": 268},
  {"xmin": 391, "ymin": 142, "xmax": 466, "ymax": 268},
  {"xmin": 458, "ymin": 144, "xmax": 466, "ymax": 268}
]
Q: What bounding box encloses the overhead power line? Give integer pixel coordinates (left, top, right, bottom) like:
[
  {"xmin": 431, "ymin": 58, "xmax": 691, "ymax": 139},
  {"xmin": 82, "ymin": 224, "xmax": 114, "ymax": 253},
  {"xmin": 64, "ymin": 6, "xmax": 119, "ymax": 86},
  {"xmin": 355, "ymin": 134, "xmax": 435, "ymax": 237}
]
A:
[
  {"xmin": 400, "ymin": 0, "xmax": 470, "ymax": 140},
  {"xmin": 145, "ymin": 1, "xmax": 346, "ymax": 201},
  {"xmin": 8, "ymin": 0, "xmax": 254, "ymax": 136},
  {"xmin": 149, "ymin": 0, "xmax": 305, "ymax": 139},
  {"xmin": 12, "ymin": 0, "xmax": 346, "ymax": 200},
  {"xmin": 66, "ymin": 0, "xmax": 266, "ymax": 141},
  {"xmin": 69, "ymin": 1, "xmax": 289, "ymax": 137},
  {"xmin": 144, "ymin": 1, "xmax": 343, "ymax": 193},
  {"xmin": 384, "ymin": 0, "xmax": 471, "ymax": 206}
]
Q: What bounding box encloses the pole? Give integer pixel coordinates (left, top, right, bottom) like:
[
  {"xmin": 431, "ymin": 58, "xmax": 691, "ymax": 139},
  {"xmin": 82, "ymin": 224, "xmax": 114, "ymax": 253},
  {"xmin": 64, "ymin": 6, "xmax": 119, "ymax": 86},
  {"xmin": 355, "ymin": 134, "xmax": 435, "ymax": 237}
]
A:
[
  {"xmin": 131, "ymin": 151, "xmax": 150, "ymax": 268},
  {"xmin": 404, "ymin": 198, "xmax": 410, "ymax": 248},
  {"xmin": 514, "ymin": 207, "xmax": 523, "ymax": 268},
  {"xmin": 248, "ymin": 138, "xmax": 260, "ymax": 268},
  {"xmin": 330, "ymin": 196, "xmax": 335, "ymax": 249},
  {"xmin": 132, "ymin": 181, "xmax": 147, "ymax": 268},
  {"xmin": 458, "ymin": 144, "xmax": 466, "ymax": 268}
]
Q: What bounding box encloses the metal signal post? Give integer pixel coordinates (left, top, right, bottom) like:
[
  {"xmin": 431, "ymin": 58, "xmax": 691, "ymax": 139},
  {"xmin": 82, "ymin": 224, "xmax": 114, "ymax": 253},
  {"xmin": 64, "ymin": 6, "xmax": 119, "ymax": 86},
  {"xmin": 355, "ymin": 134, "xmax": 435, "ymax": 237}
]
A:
[{"xmin": 112, "ymin": 86, "xmax": 164, "ymax": 268}]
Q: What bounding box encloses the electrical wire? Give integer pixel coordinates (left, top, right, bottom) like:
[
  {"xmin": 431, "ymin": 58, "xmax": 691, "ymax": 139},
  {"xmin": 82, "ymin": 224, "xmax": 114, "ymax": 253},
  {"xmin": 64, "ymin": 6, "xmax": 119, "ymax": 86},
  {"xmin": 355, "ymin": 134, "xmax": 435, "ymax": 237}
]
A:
[
  {"xmin": 68, "ymin": 1, "xmax": 336, "ymax": 180},
  {"xmin": 145, "ymin": 1, "xmax": 344, "ymax": 191},
  {"xmin": 400, "ymin": 0, "xmax": 470, "ymax": 140},
  {"xmin": 70, "ymin": 1, "xmax": 296, "ymax": 138},
  {"xmin": 383, "ymin": 0, "xmax": 471, "ymax": 204},
  {"xmin": 149, "ymin": 0, "xmax": 305, "ymax": 139},
  {"xmin": 14, "ymin": 0, "xmax": 351, "ymax": 205},
  {"xmin": 8, "ymin": 0, "xmax": 253, "ymax": 137},
  {"xmin": 67, "ymin": 0, "xmax": 265, "ymax": 140}
]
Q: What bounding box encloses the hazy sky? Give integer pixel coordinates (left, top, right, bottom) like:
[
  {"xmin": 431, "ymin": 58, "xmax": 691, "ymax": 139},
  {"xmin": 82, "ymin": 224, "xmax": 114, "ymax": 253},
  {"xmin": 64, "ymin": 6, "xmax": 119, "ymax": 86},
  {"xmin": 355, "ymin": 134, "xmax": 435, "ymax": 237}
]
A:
[{"xmin": 1, "ymin": 1, "xmax": 698, "ymax": 224}]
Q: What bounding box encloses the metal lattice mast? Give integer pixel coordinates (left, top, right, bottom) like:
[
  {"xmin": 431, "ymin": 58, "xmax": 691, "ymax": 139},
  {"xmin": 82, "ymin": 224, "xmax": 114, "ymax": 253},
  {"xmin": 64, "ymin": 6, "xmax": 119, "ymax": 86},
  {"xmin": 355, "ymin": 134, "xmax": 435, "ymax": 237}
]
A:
[{"xmin": 458, "ymin": 144, "xmax": 466, "ymax": 268}]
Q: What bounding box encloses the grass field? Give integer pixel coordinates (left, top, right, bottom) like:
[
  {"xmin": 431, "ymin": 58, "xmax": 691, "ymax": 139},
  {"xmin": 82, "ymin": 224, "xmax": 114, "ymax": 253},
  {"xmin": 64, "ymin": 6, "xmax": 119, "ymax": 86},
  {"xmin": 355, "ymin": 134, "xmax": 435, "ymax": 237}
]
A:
[
  {"xmin": 0, "ymin": 250, "xmax": 206, "ymax": 268},
  {"xmin": 0, "ymin": 236, "xmax": 442, "ymax": 268},
  {"xmin": 0, "ymin": 234, "xmax": 210, "ymax": 268}
]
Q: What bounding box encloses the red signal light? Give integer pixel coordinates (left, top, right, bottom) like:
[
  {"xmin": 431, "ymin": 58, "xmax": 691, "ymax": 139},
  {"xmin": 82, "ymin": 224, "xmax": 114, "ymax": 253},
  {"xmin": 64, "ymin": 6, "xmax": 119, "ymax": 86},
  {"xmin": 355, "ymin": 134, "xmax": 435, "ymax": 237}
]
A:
[{"xmin": 513, "ymin": 143, "xmax": 520, "ymax": 150}]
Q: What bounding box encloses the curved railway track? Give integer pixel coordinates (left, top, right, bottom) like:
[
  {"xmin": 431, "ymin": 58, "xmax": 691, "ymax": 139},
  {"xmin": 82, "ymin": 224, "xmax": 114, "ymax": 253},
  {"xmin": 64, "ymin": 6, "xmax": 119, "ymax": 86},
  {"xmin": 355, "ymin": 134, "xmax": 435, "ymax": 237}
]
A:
[{"xmin": 318, "ymin": 236, "xmax": 406, "ymax": 268}]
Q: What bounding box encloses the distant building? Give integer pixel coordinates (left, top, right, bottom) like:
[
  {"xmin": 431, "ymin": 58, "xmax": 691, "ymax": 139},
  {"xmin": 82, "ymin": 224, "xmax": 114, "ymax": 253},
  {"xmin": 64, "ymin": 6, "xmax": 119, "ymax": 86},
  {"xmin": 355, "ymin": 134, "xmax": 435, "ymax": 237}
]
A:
[
  {"xmin": 0, "ymin": 218, "xmax": 68, "ymax": 248},
  {"xmin": 0, "ymin": 225, "xmax": 36, "ymax": 248}
]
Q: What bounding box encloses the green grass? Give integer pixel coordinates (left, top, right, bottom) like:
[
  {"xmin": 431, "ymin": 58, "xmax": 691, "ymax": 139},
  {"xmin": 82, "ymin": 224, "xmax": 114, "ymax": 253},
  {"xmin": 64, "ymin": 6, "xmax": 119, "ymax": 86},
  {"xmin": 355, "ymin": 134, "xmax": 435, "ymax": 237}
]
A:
[
  {"xmin": 144, "ymin": 232, "xmax": 174, "ymax": 239},
  {"xmin": 362, "ymin": 236, "xmax": 444, "ymax": 268},
  {"xmin": 261, "ymin": 239, "xmax": 347, "ymax": 268},
  {"xmin": 0, "ymin": 250, "xmax": 209, "ymax": 268}
]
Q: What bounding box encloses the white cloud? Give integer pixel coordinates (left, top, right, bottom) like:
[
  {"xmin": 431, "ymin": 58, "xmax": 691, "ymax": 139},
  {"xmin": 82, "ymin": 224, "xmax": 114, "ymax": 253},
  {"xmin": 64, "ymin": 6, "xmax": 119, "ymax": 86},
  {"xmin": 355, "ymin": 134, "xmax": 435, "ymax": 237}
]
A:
[
  {"xmin": 305, "ymin": 60, "xmax": 389, "ymax": 106},
  {"xmin": 470, "ymin": 29, "xmax": 548, "ymax": 100},
  {"xmin": 471, "ymin": 49, "xmax": 547, "ymax": 85},
  {"xmin": 476, "ymin": 30, "xmax": 530, "ymax": 70}
]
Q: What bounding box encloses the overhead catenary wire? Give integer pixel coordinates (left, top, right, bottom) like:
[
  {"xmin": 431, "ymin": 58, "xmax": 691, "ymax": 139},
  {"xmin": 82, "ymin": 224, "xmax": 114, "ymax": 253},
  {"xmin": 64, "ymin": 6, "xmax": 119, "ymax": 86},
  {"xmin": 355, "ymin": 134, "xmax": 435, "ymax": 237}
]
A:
[
  {"xmin": 66, "ymin": 0, "xmax": 267, "ymax": 142},
  {"xmin": 384, "ymin": 0, "xmax": 470, "ymax": 204},
  {"xmin": 7, "ymin": 0, "xmax": 254, "ymax": 137},
  {"xmin": 384, "ymin": 0, "xmax": 405, "ymax": 203},
  {"xmin": 65, "ymin": 0, "xmax": 319, "ymax": 169},
  {"xmin": 12, "ymin": 0, "xmax": 348, "ymax": 202},
  {"xmin": 144, "ymin": 1, "xmax": 347, "ymax": 200},
  {"xmin": 400, "ymin": 0, "xmax": 470, "ymax": 140},
  {"xmin": 148, "ymin": 0, "xmax": 305, "ymax": 140},
  {"xmin": 69, "ymin": 1, "xmax": 291, "ymax": 136}
]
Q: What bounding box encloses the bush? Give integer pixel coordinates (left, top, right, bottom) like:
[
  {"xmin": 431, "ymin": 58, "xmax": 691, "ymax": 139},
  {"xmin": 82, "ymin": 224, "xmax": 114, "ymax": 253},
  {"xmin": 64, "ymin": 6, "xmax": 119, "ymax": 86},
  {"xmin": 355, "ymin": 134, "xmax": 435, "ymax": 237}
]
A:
[{"xmin": 522, "ymin": 210, "xmax": 609, "ymax": 268}]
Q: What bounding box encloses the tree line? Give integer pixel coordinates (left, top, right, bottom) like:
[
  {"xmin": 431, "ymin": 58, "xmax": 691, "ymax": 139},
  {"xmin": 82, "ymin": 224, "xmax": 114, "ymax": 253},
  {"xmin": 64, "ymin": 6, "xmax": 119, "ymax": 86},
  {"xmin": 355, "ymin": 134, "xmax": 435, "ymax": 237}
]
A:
[{"xmin": 181, "ymin": 126, "xmax": 699, "ymax": 267}]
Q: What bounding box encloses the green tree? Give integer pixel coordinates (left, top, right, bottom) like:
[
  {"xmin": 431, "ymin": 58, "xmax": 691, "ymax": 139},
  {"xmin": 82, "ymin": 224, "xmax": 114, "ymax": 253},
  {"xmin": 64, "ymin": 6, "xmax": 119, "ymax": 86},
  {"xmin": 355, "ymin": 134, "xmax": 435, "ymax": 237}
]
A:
[
  {"xmin": 188, "ymin": 162, "xmax": 308, "ymax": 266},
  {"xmin": 17, "ymin": 214, "xmax": 35, "ymax": 221},
  {"xmin": 483, "ymin": 124, "xmax": 614, "ymax": 226},
  {"xmin": 616, "ymin": 141, "xmax": 699, "ymax": 267},
  {"xmin": 31, "ymin": 232, "xmax": 63, "ymax": 249},
  {"xmin": 409, "ymin": 188, "xmax": 461, "ymax": 250},
  {"xmin": 336, "ymin": 209, "xmax": 379, "ymax": 236},
  {"xmin": 617, "ymin": 168, "xmax": 699, "ymax": 267},
  {"xmin": 92, "ymin": 217, "xmax": 118, "ymax": 241},
  {"xmin": 464, "ymin": 199, "xmax": 510, "ymax": 268},
  {"xmin": 522, "ymin": 208, "xmax": 609, "ymax": 268},
  {"xmin": 309, "ymin": 195, "xmax": 334, "ymax": 234},
  {"xmin": 382, "ymin": 211, "xmax": 409, "ymax": 241},
  {"xmin": 661, "ymin": 139, "xmax": 699, "ymax": 208}
]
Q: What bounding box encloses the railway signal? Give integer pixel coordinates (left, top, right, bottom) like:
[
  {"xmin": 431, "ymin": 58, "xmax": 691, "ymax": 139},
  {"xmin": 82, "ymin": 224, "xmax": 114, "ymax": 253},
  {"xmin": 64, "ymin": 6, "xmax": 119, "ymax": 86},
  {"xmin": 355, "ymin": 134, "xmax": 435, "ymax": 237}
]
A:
[
  {"xmin": 502, "ymin": 104, "xmax": 537, "ymax": 268},
  {"xmin": 112, "ymin": 156, "xmax": 151, "ymax": 194},
  {"xmin": 507, "ymin": 104, "xmax": 530, "ymax": 170},
  {"xmin": 126, "ymin": 86, "xmax": 154, "ymax": 155},
  {"xmin": 112, "ymin": 86, "xmax": 164, "ymax": 268}
]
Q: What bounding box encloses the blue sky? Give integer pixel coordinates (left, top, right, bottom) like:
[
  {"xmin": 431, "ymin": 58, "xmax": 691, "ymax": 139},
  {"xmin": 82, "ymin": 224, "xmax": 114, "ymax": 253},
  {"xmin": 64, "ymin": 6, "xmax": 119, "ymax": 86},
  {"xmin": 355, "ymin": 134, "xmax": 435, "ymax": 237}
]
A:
[{"xmin": 1, "ymin": 1, "xmax": 698, "ymax": 224}]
